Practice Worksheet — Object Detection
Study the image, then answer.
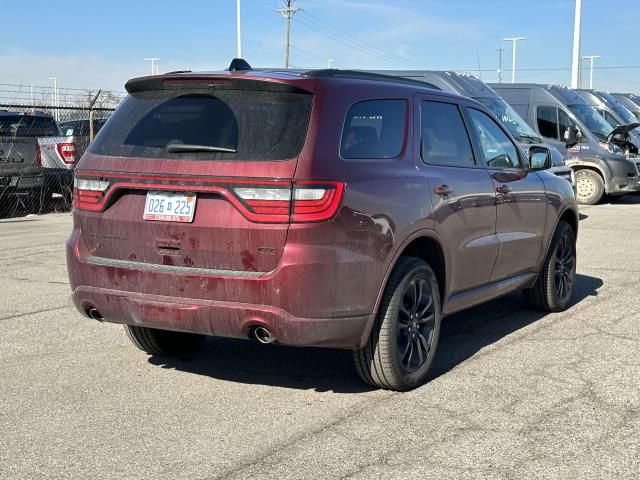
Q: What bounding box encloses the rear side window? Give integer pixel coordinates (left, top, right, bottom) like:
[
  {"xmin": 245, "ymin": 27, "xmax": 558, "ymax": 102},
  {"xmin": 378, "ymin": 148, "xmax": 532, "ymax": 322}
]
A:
[
  {"xmin": 537, "ymin": 106, "xmax": 558, "ymax": 139},
  {"xmin": 341, "ymin": 99, "xmax": 406, "ymax": 159},
  {"xmin": 420, "ymin": 101, "xmax": 475, "ymax": 167},
  {"xmin": 90, "ymin": 89, "xmax": 312, "ymax": 161}
]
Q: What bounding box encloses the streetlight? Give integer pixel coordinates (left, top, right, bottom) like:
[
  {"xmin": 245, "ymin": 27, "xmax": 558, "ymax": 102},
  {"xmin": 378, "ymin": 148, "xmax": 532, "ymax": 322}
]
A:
[
  {"xmin": 570, "ymin": 0, "xmax": 582, "ymax": 88},
  {"xmin": 144, "ymin": 58, "xmax": 160, "ymax": 75},
  {"xmin": 582, "ymin": 55, "xmax": 602, "ymax": 89},
  {"xmin": 236, "ymin": 0, "xmax": 242, "ymax": 58},
  {"xmin": 503, "ymin": 37, "xmax": 526, "ymax": 83}
]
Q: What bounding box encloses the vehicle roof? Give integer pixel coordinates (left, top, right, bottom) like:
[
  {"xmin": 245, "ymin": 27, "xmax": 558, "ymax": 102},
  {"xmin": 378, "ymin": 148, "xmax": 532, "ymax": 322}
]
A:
[
  {"xmin": 124, "ymin": 67, "xmax": 476, "ymax": 104},
  {"xmin": 490, "ymin": 83, "xmax": 591, "ymax": 106}
]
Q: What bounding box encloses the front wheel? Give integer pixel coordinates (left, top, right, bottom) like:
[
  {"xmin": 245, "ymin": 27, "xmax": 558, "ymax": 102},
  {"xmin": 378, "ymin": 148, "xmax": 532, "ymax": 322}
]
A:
[
  {"xmin": 574, "ymin": 169, "xmax": 604, "ymax": 205},
  {"xmin": 353, "ymin": 257, "xmax": 442, "ymax": 391},
  {"xmin": 125, "ymin": 325, "xmax": 206, "ymax": 355},
  {"xmin": 524, "ymin": 221, "xmax": 576, "ymax": 312}
]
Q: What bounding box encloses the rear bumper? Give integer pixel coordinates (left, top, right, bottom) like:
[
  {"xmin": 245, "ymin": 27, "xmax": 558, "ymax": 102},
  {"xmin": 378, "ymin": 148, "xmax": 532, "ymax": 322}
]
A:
[
  {"xmin": 66, "ymin": 226, "xmax": 381, "ymax": 349},
  {"xmin": 0, "ymin": 173, "xmax": 45, "ymax": 191},
  {"xmin": 71, "ymin": 285, "xmax": 372, "ymax": 348}
]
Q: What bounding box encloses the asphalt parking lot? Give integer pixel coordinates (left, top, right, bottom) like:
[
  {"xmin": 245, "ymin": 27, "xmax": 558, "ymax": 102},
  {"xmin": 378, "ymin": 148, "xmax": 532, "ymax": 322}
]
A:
[{"xmin": 1, "ymin": 198, "xmax": 639, "ymax": 480}]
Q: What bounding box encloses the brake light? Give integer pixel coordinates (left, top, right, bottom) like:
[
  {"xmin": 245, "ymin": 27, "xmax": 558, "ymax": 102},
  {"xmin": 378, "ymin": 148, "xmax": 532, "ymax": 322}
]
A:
[
  {"xmin": 71, "ymin": 174, "xmax": 345, "ymax": 222},
  {"xmin": 72, "ymin": 177, "xmax": 109, "ymax": 211},
  {"xmin": 233, "ymin": 181, "xmax": 344, "ymax": 222},
  {"xmin": 57, "ymin": 142, "xmax": 77, "ymax": 164},
  {"xmin": 35, "ymin": 144, "xmax": 42, "ymax": 168}
]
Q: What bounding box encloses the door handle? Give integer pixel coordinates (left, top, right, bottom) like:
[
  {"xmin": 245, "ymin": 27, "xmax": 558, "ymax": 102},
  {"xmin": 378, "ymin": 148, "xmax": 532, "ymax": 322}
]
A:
[
  {"xmin": 496, "ymin": 184, "xmax": 512, "ymax": 195},
  {"xmin": 434, "ymin": 184, "xmax": 451, "ymax": 196}
]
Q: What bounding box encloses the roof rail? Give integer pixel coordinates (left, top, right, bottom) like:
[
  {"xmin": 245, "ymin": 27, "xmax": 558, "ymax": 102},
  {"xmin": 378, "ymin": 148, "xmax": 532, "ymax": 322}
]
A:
[{"xmin": 302, "ymin": 69, "xmax": 441, "ymax": 90}]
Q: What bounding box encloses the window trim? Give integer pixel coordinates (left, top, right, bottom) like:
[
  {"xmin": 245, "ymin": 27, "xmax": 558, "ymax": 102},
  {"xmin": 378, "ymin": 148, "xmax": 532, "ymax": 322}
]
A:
[
  {"xmin": 464, "ymin": 106, "xmax": 525, "ymax": 171},
  {"xmin": 339, "ymin": 98, "xmax": 409, "ymax": 162},
  {"xmin": 418, "ymin": 99, "xmax": 479, "ymax": 169}
]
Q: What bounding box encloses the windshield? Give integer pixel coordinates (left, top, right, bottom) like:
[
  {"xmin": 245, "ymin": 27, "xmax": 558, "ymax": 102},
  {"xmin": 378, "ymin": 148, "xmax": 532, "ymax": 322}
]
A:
[
  {"xmin": 474, "ymin": 97, "xmax": 541, "ymax": 142},
  {"xmin": 567, "ymin": 104, "xmax": 613, "ymax": 141},
  {"xmin": 612, "ymin": 106, "xmax": 639, "ymax": 125}
]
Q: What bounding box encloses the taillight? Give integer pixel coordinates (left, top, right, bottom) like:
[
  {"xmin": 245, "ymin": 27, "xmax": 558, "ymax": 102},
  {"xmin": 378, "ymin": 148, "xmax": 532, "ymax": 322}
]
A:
[
  {"xmin": 35, "ymin": 144, "xmax": 42, "ymax": 168},
  {"xmin": 57, "ymin": 142, "xmax": 77, "ymax": 164},
  {"xmin": 72, "ymin": 177, "xmax": 109, "ymax": 211},
  {"xmin": 233, "ymin": 181, "xmax": 344, "ymax": 223}
]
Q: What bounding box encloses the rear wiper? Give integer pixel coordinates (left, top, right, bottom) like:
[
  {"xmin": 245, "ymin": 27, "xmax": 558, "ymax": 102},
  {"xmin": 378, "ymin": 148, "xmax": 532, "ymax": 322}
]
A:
[{"xmin": 166, "ymin": 143, "xmax": 236, "ymax": 153}]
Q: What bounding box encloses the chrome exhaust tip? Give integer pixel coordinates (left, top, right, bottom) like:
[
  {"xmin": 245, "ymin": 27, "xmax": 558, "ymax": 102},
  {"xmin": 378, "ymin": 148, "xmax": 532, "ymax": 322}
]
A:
[
  {"xmin": 252, "ymin": 326, "xmax": 274, "ymax": 344},
  {"xmin": 87, "ymin": 307, "xmax": 104, "ymax": 322}
]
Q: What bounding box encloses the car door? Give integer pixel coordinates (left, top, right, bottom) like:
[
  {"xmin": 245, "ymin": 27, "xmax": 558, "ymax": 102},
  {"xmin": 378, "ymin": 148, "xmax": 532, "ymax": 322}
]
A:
[
  {"xmin": 417, "ymin": 96, "xmax": 498, "ymax": 294},
  {"xmin": 465, "ymin": 106, "xmax": 546, "ymax": 281}
]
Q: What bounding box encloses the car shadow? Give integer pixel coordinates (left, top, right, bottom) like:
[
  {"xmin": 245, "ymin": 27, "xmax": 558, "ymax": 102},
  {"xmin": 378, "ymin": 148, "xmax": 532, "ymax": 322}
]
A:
[
  {"xmin": 147, "ymin": 274, "xmax": 603, "ymax": 393},
  {"xmin": 606, "ymin": 194, "xmax": 640, "ymax": 205}
]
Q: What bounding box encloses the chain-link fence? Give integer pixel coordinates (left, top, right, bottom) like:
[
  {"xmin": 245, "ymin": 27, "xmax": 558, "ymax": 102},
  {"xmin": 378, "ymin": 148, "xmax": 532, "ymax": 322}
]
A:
[{"xmin": 0, "ymin": 85, "xmax": 125, "ymax": 219}]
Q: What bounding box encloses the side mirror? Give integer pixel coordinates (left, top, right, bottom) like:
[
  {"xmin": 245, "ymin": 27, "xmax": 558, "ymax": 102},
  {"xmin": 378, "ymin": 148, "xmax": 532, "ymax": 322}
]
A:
[
  {"xmin": 564, "ymin": 126, "xmax": 582, "ymax": 148},
  {"xmin": 528, "ymin": 146, "xmax": 552, "ymax": 170}
]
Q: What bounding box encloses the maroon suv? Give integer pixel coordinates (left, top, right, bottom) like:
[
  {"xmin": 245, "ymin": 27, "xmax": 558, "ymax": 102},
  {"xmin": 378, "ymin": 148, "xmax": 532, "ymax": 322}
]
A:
[{"xmin": 67, "ymin": 64, "xmax": 578, "ymax": 391}]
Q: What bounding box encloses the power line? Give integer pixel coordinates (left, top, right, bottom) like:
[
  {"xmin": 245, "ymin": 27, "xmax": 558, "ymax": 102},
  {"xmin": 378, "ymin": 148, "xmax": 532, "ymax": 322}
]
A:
[{"xmin": 276, "ymin": 0, "xmax": 302, "ymax": 68}]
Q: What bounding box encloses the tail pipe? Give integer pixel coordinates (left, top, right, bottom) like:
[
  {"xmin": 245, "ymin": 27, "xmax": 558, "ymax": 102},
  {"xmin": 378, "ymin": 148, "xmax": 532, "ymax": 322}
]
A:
[
  {"xmin": 251, "ymin": 326, "xmax": 275, "ymax": 344},
  {"xmin": 86, "ymin": 306, "xmax": 104, "ymax": 322}
]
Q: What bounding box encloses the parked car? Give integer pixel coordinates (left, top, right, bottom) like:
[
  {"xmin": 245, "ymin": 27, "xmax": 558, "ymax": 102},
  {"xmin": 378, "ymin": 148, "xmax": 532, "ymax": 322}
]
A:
[
  {"xmin": 612, "ymin": 93, "xmax": 640, "ymax": 121},
  {"xmin": 59, "ymin": 118, "xmax": 108, "ymax": 159},
  {"xmin": 576, "ymin": 90, "xmax": 640, "ymax": 154},
  {"xmin": 67, "ymin": 63, "xmax": 578, "ymax": 391},
  {"xmin": 491, "ymin": 83, "xmax": 640, "ymax": 204},
  {"xmin": 0, "ymin": 111, "xmax": 46, "ymax": 210},
  {"xmin": 370, "ymin": 70, "xmax": 575, "ymax": 188},
  {"xmin": 0, "ymin": 110, "xmax": 78, "ymax": 210}
]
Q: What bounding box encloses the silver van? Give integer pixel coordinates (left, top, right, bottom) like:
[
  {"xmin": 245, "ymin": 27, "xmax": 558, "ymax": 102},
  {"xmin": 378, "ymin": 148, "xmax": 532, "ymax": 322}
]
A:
[
  {"xmin": 491, "ymin": 83, "xmax": 640, "ymax": 204},
  {"xmin": 612, "ymin": 93, "xmax": 640, "ymax": 121},
  {"xmin": 576, "ymin": 90, "xmax": 640, "ymax": 154},
  {"xmin": 369, "ymin": 71, "xmax": 574, "ymax": 187}
]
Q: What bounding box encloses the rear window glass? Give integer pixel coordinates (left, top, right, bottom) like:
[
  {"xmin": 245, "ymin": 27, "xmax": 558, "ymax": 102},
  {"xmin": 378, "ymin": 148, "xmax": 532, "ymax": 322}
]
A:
[
  {"xmin": 89, "ymin": 89, "xmax": 312, "ymax": 161},
  {"xmin": 60, "ymin": 119, "xmax": 107, "ymax": 136},
  {"xmin": 0, "ymin": 115, "xmax": 60, "ymax": 137},
  {"xmin": 341, "ymin": 99, "xmax": 406, "ymax": 159}
]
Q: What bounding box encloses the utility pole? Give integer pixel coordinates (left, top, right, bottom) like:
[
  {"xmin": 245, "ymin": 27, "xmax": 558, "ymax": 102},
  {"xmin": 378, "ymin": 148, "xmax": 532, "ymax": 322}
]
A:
[
  {"xmin": 571, "ymin": 0, "xmax": 582, "ymax": 88},
  {"xmin": 144, "ymin": 58, "xmax": 160, "ymax": 75},
  {"xmin": 497, "ymin": 46, "xmax": 504, "ymax": 83},
  {"xmin": 276, "ymin": 0, "xmax": 302, "ymax": 68},
  {"xmin": 503, "ymin": 37, "xmax": 526, "ymax": 83},
  {"xmin": 236, "ymin": 0, "xmax": 242, "ymax": 58},
  {"xmin": 582, "ymin": 55, "xmax": 602, "ymax": 89}
]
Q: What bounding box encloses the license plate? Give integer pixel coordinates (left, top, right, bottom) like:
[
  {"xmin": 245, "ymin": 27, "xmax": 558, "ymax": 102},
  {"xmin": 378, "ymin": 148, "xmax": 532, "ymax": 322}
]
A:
[{"xmin": 143, "ymin": 192, "xmax": 197, "ymax": 223}]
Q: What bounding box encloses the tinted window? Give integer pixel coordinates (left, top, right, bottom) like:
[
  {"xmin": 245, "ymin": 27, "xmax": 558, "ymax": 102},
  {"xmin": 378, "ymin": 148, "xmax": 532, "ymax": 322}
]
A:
[
  {"xmin": 0, "ymin": 115, "xmax": 60, "ymax": 137},
  {"xmin": 341, "ymin": 99, "xmax": 406, "ymax": 159},
  {"xmin": 90, "ymin": 89, "xmax": 312, "ymax": 161},
  {"xmin": 420, "ymin": 101, "xmax": 474, "ymax": 167},
  {"xmin": 468, "ymin": 108, "xmax": 521, "ymax": 169},
  {"xmin": 567, "ymin": 104, "xmax": 613, "ymax": 141},
  {"xmin": 537, "ymin": 106, "xmax": 558, "ymax": 139},
  {"xmin": 558, "ymin": 109, "xmax": 579, "ymax": 141}
]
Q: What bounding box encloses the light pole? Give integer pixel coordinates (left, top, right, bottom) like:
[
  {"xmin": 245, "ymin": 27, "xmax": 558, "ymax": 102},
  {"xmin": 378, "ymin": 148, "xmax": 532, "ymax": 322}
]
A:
[
  {"xmin": 144, "ymin": 58, "xmax": 160, "ymax": 75},
  {"xmin": 571, "ymin": 0, "xmax": 582, "ymax": 88},
  {"xmin": 49, "ymin": 77, "xmax": 58, "ymax": 120},
  {"xmin": 582, "ymin": 55, "xmax": 602, "ymax": 89},
  {"xmin": 327, "ymin": 59, "xmax": 334, "ymax": 69},
  {"xmin": 236, "ymin": 0, "xmax": 242, "ymax": 58},
  {"xmin": 503, "ymin": 37, "xmax": 526, "ymax": 83}
]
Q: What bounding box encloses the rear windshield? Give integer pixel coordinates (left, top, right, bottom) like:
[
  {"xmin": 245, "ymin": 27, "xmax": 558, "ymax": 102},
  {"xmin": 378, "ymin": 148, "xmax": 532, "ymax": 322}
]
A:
[
  {"xmin": 0, "ymin": 115, "xmax": 60, "ymax": 137},
  {"xmin": 60, "ymin": 119, "xmax": 107, "ymax": 136},
  {"xmin": 89, "ymin": 89, "xmax": 312, "ymax": 160}
]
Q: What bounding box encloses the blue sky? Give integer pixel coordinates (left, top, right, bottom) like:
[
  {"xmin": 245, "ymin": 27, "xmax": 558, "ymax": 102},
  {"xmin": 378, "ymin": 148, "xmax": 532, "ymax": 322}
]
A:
[{"xmin": 1, "ymin": 0, "xmax": 639, "ymax": 93}]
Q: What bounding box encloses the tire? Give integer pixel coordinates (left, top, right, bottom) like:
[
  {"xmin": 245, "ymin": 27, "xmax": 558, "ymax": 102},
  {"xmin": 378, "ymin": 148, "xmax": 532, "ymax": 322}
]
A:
[
  {"xmin": 353, "ymin": 257, "xmax": 442, "ymax": 391},
  {"xmin": 524, "ymin": 221, "xmax": 576, "ymax": 312},
  {"xmin": 124, "ymin": 325, "xmax": 206, "ymax": 355},
  {"xmin": 574, "ymin": 169, "xmax": 604, "ymax": 205}
]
